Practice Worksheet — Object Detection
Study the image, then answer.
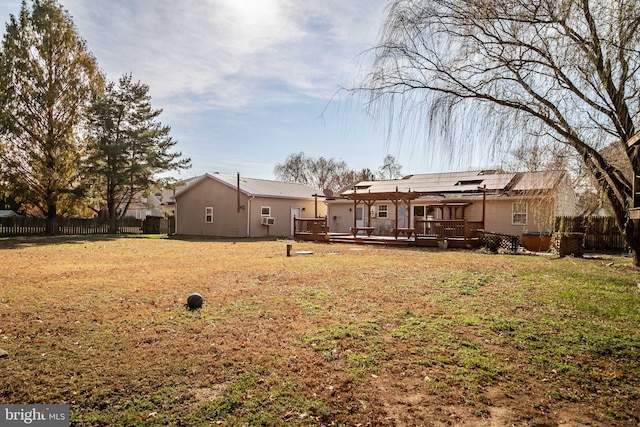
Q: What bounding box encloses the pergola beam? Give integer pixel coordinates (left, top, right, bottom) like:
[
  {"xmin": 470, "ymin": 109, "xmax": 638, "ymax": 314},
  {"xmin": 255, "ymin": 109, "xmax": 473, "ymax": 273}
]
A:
[{"xmin": 347, "ymin": 189, "xmax": 421, "ymax": 229}]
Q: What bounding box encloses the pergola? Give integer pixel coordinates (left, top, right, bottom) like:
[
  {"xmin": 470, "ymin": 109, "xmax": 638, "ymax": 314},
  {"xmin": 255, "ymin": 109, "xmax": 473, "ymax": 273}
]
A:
[
  {"xmin": 344, "ymin": 185, "xmax": 488, "ymax": 237},
  {"xmin": 345, "ymin": 187, "xmax": 422, "ymax": 235}
]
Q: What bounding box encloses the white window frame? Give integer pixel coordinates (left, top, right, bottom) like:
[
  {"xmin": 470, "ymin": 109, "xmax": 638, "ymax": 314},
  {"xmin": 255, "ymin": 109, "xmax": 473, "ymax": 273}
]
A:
[
  {"xmin": 205, "ymin": 207, "xmax": 214, "ymax": 223},
  {"xmin": 512, "ymin": 202, "xmax": 527, "ymax": 225},
  {"xmin": 378, "ymin": 204, "xmax": 388, "ymax": 218},
  {"xmin": 261, "ymin": 206, "xmax": 271, "ymax": 217}
]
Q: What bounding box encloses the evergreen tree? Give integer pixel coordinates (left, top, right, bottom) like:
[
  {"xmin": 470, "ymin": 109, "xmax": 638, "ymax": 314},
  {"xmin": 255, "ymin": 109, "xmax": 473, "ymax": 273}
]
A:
[
  {"xmin": 0, "ymin": 0, "xmax": 102, "ymax": 228},
  {"xmin": 87, "ymin": 73, "xmax": 190, "ymax": 232}
]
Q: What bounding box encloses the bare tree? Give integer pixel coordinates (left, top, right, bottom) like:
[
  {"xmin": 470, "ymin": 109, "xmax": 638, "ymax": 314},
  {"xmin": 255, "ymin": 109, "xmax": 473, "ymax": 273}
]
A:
[
  {"xmin": 377, "ymin": 154, "xmax": 403, "ymax": 179},
  {"xmin": 273, "ymin": 152, "xmax": 353, "ymax": 193},
  {"xmin": 503, "ymin": 141, "xmax": 571, "ymax": 173},
  {"xmin": 358, "ymin": 0, "xmax": 640, "ymax": 266},
  {"xmin": 307, "ymin": 157, "xmax": 353, "ymax": 192},
  {"xmin": 273, "ymin": 152, "xmax": 310, "ymax": 185},
  {"xmin": 356, "ymin": 168, "xmax": 376, "ymax": 181}
]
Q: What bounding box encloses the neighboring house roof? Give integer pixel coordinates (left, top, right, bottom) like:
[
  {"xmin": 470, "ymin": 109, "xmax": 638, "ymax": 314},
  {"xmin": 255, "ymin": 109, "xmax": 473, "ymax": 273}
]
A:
[
  {"xmin": 174, "ymin": 173, "xmax": 321, "ymax": 200},
  {"xmin": 341, "ymin": 170, "xmax": 566, "ymax": 197},
  {"xmin": 157, "ymin": 189, "xmax": 177, "ymax": 205},
  {"xmin": 0, "ymin": 209, "xmax": 19, "ymax": 218},
  {"xmin": 124, "ymin": 192, "xmax": 159, "ymax": 211}
]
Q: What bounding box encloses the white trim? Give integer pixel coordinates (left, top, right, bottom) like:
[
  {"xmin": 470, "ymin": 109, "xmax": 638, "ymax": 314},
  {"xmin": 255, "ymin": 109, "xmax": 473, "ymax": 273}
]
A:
[
  {"xmin": 205, "ymin": 206, "xmax": 214, "ymax": 223},
  {"xmin": 512, "ymin": 202, "xmax": 527, "ymax": 225}
]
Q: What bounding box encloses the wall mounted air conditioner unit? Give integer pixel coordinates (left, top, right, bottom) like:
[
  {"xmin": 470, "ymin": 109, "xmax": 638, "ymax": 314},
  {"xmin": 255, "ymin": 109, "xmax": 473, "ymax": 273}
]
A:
[{"xmin": 261, "ymin": 217, "xmax": 275, "ymax": 225}]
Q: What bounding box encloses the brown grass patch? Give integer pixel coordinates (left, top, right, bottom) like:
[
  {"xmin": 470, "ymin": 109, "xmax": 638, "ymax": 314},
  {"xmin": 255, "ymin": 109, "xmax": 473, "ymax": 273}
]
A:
[{"xmin": 1, "ymin": 236, "xmax": 639, "ymax": 426}]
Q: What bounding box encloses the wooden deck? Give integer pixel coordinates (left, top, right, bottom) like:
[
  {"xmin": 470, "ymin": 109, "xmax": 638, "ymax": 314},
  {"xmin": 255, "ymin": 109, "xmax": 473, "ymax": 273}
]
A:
[
  {"xmin": 326, "ymin": 233, "xmax": 482, "ymax": 248},
  {"xmin": 294, "ymin": 217, "xmax": 484, "ymax": 249},
  {"xmin": 329, "ymin": 233, "xmax": 414, "ymax": 247}
]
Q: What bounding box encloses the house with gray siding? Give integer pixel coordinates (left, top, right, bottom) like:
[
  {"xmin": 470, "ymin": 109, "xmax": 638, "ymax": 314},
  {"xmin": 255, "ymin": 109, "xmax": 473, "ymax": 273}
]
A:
[{"xmin": 174, "ymin": 173, "xmax": 326, "ymax": 238}]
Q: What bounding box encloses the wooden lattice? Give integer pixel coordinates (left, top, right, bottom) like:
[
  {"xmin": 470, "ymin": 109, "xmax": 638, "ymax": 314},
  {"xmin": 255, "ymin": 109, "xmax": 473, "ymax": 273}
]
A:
[{"xmin": 482, "ymin": 232, "xmax": 519, "ymax": 253}]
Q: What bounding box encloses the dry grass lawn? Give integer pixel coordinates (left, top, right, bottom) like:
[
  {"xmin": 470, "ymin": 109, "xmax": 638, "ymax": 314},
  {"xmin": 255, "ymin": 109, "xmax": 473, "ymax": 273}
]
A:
[{"xmin": 1, "ymin": 235, "xmax": 639, "ymax": 426}]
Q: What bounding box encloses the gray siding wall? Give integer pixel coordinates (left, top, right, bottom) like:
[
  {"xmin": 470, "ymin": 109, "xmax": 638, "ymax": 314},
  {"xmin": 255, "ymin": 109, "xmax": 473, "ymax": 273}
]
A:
[
  {"xmin": 247, "ymin": 196, "xmax": 324, "ymax": 238},
  {"xmin": 326, "ymin": 202, "xmax": 353, "ymax": 234},
  {"xmin": 176, "ymin": 179, "xmax": 248, "ymax": 237},
  {"xmin": 484, "ymin": 196, "xmax": 556, "ymax": 235},
  {"xmin": 176, "ymin": 178, "xmax": 327, "ymax": 238}
]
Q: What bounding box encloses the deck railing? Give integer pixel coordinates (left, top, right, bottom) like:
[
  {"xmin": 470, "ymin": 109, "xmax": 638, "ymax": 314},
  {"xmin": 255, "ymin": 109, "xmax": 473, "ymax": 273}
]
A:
[
  {"xmin": 293, "ymin": 217, "xmax": 329, "ymax": 241},
  {"xmin": 414, "ymin": 219, "xmax": 483, "ymax": 239}
]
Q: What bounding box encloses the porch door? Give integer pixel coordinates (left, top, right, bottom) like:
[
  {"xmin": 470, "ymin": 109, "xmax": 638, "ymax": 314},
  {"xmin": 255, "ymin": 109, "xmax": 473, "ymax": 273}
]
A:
[
  {"xmin": 355, "ymin": 205, "xmax": 365, "ymax": 227},
  {"xmin": 290, "ymin": 208, "xmax": 301, "ymax": 236}
]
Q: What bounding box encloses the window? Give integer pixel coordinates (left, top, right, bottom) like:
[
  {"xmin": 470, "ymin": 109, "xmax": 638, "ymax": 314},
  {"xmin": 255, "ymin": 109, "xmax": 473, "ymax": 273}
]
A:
[
  {"xmin": 427, "ymin": 207, "xmax": 436, "ymax": 220},
  {"xmin": 261, "ymin": 206, "xmax": 271, "ymax": 217},
  {"xmin": 455, "ymin": 179, "xmax": 484, "ymax": 186},
  {"xmin": 512, "ymin": 202, "xmax": 527, "ymax": 225},
  {"xmin": 378, "ymin": 204, "xmax": 388, "ymax": 218},
  {"xmin": 205, "ymin": 207, "xmax": 214, "ymax": 223}
]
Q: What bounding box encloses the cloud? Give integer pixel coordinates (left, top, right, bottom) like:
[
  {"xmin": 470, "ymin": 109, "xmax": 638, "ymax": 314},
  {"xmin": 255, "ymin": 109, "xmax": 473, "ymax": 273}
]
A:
[{"xmin": 64, "ymin": 0, "xmax": 386, "ymax": 113}]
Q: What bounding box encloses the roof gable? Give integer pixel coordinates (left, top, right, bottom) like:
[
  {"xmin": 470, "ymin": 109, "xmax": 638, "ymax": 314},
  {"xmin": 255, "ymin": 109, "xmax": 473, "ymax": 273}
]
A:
[
  {"xmin": 174, "ymin": 173, "xmax": 320, "ymax": 200},
  {"xmin": 511, "ymin": 171, "xmax": 565, "ymax": 192}
]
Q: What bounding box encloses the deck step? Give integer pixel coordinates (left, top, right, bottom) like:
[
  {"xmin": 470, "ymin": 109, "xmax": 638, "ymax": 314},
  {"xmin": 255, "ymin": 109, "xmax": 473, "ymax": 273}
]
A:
[{"xmin": 328, "ymin": 236, "xmax": 413, "ymax": 246}]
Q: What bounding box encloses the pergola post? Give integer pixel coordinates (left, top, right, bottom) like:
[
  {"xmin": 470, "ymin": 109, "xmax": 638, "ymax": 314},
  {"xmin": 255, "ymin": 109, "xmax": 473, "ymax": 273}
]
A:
[
  {"xmin": 482, "ymin": 185, "xmax": 487, "ymax": 230},
  {"xmin": 353, "ymin": 200, "xmax": 358, "ymax": 228}
]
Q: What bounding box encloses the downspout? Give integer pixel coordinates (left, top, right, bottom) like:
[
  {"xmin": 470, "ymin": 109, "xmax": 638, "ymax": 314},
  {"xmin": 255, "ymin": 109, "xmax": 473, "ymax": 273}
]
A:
[
  {"xmin": 482, "ymin": 185, "xmax": 486, "ymax": 230},
  {"xmin": 246, "ymin": 196, "xmax": 255, "ymax": 237},
  {"xmin": 174, "ymin": 201, "xmax": 178, "ymax": 235},
  {"xmin": 237, "ymin": 172, "xmax": 250, "ymax": 237},
  {"xmin": 237, "ymin": 172, "xmax": 242, "ymax": 213}
]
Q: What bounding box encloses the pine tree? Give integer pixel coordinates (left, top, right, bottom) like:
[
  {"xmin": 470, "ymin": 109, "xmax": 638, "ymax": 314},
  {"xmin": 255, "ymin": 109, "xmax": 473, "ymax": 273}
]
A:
[{"xmin": 87, "ymin": 74, "xmax": 190, "ymax": 233}]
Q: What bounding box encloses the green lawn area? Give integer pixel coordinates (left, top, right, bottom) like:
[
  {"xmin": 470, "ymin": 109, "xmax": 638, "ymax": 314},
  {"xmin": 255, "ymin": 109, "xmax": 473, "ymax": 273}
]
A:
[{"xmin": 1, "ymin": 236, "xmax": 639, "ymax": 426}]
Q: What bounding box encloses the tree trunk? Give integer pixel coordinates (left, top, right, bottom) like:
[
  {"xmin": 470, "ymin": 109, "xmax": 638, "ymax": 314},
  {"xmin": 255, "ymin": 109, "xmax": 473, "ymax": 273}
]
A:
[
  {"xmin": 108, "ymin": 201, "xmax": 118, "ymax": 234},
  {"xmin": 626, "ymin": 219, "xmax": 640, "ymax": 268},
  {"xmin": 46, "ymin": 203, "xmax": 57, "ymax": 235}
]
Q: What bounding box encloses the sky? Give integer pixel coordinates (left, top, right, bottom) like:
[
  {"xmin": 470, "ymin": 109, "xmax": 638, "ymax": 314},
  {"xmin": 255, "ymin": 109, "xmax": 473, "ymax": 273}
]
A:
[{"xmin": 0, "ymin": 0, "xmax": 497, "ymax": 181}]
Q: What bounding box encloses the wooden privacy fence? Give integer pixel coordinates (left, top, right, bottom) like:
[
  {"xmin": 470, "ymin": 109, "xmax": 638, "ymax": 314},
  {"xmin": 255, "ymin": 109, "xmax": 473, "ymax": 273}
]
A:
[
  {"xmin": 0, "ymin": 216, "xmax": 168, "ymax": 237},
  {"xmin": 554, "ymin": 216, "xmax": 627, "ymax": 251}
]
